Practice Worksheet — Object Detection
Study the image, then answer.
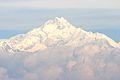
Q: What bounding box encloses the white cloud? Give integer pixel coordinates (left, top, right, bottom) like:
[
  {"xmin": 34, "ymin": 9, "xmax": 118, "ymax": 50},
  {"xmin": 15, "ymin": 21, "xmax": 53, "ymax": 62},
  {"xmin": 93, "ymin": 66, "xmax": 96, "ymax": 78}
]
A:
[
  {"xmin": 23, "ymin": 73, "xmax": 39, "ymax": 80},
  {"xmin": 24, "ymin": 55, "xmax": 38, "ymax": 68},
  {"xmin": 41, "ymin": 66, "xmax": 63, "ymax": 80},
  {"xmin": 67, "ymin": 60, "xmax": 77, "ymax": 72},
  {"xmin": 0, "ymin": 67, "xmax": 9, "ymax": 80}
]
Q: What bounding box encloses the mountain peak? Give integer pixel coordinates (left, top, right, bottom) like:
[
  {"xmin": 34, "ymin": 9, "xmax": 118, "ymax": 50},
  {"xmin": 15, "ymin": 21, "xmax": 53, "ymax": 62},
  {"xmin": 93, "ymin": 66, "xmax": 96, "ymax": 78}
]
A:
[
  {"xmin": 40, "ymin": 17, "xmax": 76, "ymax": 34},
  {"xmin": 0, "ymin": 17, "xmax": 120, "ymax": 53},
  {"xmin": 45, "ymin": 17, "xmax": 69, "ymax": 25},
  {"xmin": 55, "ymin": 17, "xmax": 67, "ymax": 22},
  {"xmin": 43, "ymin": 17, "xmax": 72, "ymax": 28}
]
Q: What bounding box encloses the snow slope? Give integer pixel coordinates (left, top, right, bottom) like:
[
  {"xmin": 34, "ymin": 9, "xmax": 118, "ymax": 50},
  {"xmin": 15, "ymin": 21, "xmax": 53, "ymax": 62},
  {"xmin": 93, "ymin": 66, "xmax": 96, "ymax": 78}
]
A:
[
  {"xmin": 0, "ymin": 17, "xmax": 120, "ymax": 53},
  {"xmin": 0, "ymin": 17, "xmax": 120, "ymax": 80}
]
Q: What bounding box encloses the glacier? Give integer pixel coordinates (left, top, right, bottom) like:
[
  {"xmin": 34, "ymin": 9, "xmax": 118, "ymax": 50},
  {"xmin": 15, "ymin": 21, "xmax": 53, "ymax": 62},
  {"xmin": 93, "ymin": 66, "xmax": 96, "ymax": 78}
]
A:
[{"xmin": 0, "ymin": 17, "xmax": 120, "ymax": 80}]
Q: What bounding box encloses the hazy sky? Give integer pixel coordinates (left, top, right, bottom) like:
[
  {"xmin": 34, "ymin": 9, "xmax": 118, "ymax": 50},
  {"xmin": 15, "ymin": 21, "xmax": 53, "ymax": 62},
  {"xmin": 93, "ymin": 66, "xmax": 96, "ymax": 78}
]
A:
[
  {"xmin": 0, "ymin": 0, "xmax": 120, "ymax": 41},
  {"xmin": 0, "ymin": 0, "xmax": 120, "ymax": 30},
  {"xmin": 0, "ymin": 0, "xmax": 120, "ymax": 9}
]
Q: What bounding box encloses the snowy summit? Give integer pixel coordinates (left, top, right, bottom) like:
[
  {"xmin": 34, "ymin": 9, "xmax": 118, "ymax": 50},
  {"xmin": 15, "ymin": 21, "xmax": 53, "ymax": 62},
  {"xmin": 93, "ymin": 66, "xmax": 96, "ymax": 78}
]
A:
[
  {"xmin": 0, "ymin": 17, "xmax": 120, "ymax": 80},
  {"xmin": 0, "ymin": 17, "xmax": 120, "ymax": 53}
]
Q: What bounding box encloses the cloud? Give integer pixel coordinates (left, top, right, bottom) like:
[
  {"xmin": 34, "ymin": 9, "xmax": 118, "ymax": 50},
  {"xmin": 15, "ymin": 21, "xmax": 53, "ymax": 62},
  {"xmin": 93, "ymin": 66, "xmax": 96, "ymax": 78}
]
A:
[
  {"xmin": 0, "ymin": 41, "xmax": 120, "ymax": 80},
  {"xmin": 24, "ymin": 55, "xmax": 38, "ymax": 68},
  {"xmin": 23, "ymin": 73, "xmax": 39, "ymax": 80},
  {"xmin": 0, "ymin": 67, "xmax": 9, "ymax": 80},
  {"xmin": 66, "ymin": 60, "xmax": 77, "ymax": 72},
  {"xmin": 41, "ymin": 66, "xmax": 63, "ymax": 80},
  {"xmin": 81, "ymin": 65, "xmax": 94, "ymax": 80}
]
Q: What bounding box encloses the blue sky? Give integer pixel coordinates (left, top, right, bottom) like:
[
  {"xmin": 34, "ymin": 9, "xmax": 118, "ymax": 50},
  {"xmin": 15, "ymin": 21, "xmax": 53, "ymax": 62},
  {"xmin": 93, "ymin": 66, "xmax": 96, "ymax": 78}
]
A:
[{"xmin": 0, "ymin": 0, "xmax": 120, "ymax": 41}]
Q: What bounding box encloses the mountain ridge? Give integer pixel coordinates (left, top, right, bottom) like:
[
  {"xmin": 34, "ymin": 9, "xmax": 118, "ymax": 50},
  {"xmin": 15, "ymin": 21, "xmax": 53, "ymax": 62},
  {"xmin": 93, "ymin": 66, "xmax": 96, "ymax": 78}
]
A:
[{"xmin": 0, "ymin": 17, "xmax": 120, "ymax": 53}]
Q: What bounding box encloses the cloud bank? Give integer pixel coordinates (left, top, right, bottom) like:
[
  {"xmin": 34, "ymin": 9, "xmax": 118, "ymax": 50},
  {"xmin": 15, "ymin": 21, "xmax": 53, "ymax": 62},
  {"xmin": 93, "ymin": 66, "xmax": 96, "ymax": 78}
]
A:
[{"xmin": 0, "ymin": 44, "xmax": 120, "ymax": 80}]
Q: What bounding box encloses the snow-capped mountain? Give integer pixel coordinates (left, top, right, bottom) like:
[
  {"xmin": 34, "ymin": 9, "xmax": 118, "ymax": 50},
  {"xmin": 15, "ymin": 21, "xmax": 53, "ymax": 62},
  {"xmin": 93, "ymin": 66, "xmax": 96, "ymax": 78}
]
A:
[
  {"xmin": 0, "ymin": 17, "xmax": 120, "ymax": 80},
  {"xmin": 0, "ymin": 17, "xmax": 120, "ymax": 53}
]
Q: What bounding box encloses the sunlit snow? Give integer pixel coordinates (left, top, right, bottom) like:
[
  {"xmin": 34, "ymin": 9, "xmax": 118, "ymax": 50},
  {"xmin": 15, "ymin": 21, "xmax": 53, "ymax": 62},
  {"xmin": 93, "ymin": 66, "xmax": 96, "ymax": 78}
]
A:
[{"xmin": 0, "ymin": 17, "xmax": 120, "ymax": 80}]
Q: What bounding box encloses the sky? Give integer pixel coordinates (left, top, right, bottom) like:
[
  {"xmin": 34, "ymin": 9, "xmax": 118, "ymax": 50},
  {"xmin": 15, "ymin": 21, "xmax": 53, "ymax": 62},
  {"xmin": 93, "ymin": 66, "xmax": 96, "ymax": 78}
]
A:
[
  {"xmin": 0, "ymin": 0, "xmax": 120, "ymax": 9},
  {"xmin": 0, "ymin": 0, "xmax": 120, "ymax": 41}
]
